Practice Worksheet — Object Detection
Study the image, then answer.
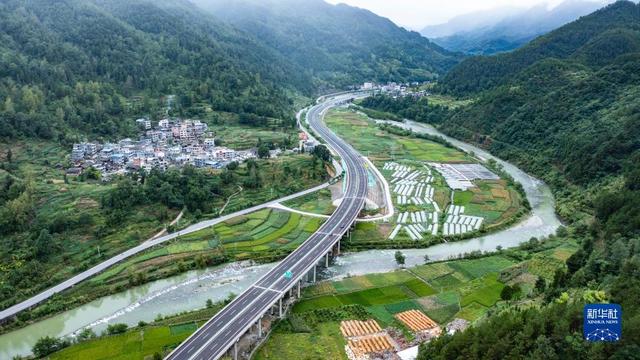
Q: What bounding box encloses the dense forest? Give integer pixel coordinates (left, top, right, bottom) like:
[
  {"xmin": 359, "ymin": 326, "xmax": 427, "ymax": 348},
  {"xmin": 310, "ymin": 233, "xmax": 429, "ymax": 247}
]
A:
[
  {"xmin": 192, "ymin": 0, "xmax": 462, "ymax": 88},
  {"xmin": 360, "ymin": 95, "xmax": 450, "ymax": 125},
  {"xmin": 0, "ymin": 0, "xmax": 313, "ymax": 142},
  {"xmin": 358, "ymin": 2, "xmax": 640, "ymax": 358}
]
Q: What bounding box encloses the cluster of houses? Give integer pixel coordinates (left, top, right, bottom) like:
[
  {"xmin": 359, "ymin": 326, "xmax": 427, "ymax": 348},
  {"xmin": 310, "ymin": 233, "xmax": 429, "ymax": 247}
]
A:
[
  {"xmin": 360, "ymin": 81, "xmax": 430, "ymax": 98},
  {"xmin": 68, "ymin": 118, "xmax": 256, "ymax": 180}
]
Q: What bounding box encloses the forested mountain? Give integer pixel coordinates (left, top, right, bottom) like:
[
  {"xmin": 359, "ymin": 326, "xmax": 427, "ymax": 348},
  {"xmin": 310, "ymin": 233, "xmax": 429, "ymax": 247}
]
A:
[
  {"xmin": 191, "ymin": 0, "xmax": 462, "ymax": 88},
  {"xmin": 0, "ymin": 0, "xmax": 312, "ymax": 141},
  {"xmin": 438, "ymin": 0, "xmax": 640, "ymax": 188},
  {"xmin": 441, "ymin": 0, "xmax": 640, "ymax": 94},
  {"xmin": 425, "ymin": 0, "xmax": 609, "ymax": 55}
]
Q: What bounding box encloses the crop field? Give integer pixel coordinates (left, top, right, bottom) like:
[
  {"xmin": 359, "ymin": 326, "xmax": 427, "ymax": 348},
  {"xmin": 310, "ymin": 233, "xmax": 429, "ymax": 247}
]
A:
[
  {"xmin": 454, "ymin": 180, "xmax": 522, "ymax": 226},
  {"xmin": 255, "ymin": 322, "xmax": 347, "ymax": 360},
  {"xmin": 324, "ymin": 109, "xmax": 470, "ymax": 162},
  {"xmin": 91, "ymin": 209, "xmax": 323, "ymax": 286},
  {"xmin": 50, "ymin": 325, "xmax": 195, "ymax": 360},
  {"xmin": 294, "ymin": 256, "xmax": 515, "ymax": 328},
  {"xmin": 283, "ymin": 188, "xmax": 336, "ymax": 215}
]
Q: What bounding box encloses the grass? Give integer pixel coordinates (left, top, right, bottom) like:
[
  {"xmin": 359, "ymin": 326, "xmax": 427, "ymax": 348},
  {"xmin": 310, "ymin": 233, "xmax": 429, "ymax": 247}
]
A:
[
  {"xmin": 324, "ymin": 108, "xmax": 471, "ymax": 163},
  {"xmin": 255, "ymin": 322, "xmax": 347, "ymax": 360},
  {"xmin": 202, "ymin": 111, "xmax": 298, "ymax": 150},
  {"xmin": 50, "ymin": 326, "xmax": 193, "ymax": 360},
  {"xmin": 283, "ymin": 188, "xmax": 336, "ymax": 215},
  {"xmin": 424, "ymin": 94, "xmax": 475, "ymax": 109},
  {"xmin": 459, "ymin": 180, "xmax": 522, "ymax": 226},
  {"xmin": 447, "ymin": 256, "xmax": 516, "ymax": 279},
  {"xmin": 49, "ymin": 302, "xmax": 227, "ymax": 359}
]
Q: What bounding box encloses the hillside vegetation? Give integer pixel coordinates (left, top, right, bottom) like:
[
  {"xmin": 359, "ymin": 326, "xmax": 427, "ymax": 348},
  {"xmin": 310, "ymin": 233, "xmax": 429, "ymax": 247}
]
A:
[
  {"xmin": 192, "ymin": 0, "xmax": 462, "ymax": 88},
  {"xmin": 441, "ymin": 1, "xmax": 640, "ymax": 94},
  {"xmin": 0, "ymin": 0, "xmax": 312, "ymax": 141}
]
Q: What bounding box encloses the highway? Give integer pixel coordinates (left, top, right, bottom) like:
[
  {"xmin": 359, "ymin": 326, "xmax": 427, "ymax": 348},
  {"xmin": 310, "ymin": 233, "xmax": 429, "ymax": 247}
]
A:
[
  {"xmin": 0, "ymin": 182, "xmax": 330, "ymax": 323},
  {"xmin": 166, "ymin": 94, "xmax": 368, "ymax": 360}
]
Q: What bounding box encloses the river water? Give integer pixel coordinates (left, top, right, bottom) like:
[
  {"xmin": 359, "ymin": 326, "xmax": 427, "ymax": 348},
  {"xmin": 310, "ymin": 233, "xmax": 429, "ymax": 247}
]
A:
[{"xmin": 0, "ymin": 121, "xmax": 561, "ymax": 358}]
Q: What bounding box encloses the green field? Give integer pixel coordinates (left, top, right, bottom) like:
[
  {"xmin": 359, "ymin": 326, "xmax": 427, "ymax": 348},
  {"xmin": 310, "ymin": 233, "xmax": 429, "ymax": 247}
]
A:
[
  {"xmin": 283, "ymin": 188, "xmax": 336, "ymax": 215},
  {"xmin": 92, "ymin": 209, "xmax": 324, "ymax": 287},
  {"xmin": 453, "ymin": 180, "xmax": 523, "ymax": 226},
  {"xmin": 294, "ymin": 255, "xmax": 519, "ymax": 328},
  {"xmin": 255, "ymin": 322, "xmax": 347, "ymax": 360},
  {"xmin": 51, "ymin": 326, "xmax": 191, "ymax": 360},
  {"xmin": 49, "ymin": 303, "xmax": 225, "ymax": 359},
  {"xmin": 324, "ymin": 109, "xmax": 471, "ymax": 163}
]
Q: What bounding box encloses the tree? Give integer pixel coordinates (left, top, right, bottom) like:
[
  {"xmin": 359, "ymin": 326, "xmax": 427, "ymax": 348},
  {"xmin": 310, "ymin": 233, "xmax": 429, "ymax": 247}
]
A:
[
  {"xmin": 106, "ymin": 323, "xmax": 128, "ymax": 335},
  {"xmin": 227, "ymin": 161, "xmax": 238, "ymax": 171},
  {"xmin": 258, "ymin": 144, "xmax": 270, "ymax": 159},
  {"xmin": 395, "ymin": 251, "xmax": 405, "ymax": 267},
  {"xmin": 535, "ymin": 277, "xmax": 546, "ymax": 293},
  {"xmin": 32, "ymin": 336, "xmax": 64, "ymax": 358},
  {"xmin": 206, "ymin": 299, "xmax": 214, "ymax": 308},
  {"xmin": 6, "ymin": 149, "xmax": 12, "ymax": 163},
  {"xmin": 76, "ymin": 328, "xmax": 96, "ymax": 342},
  {"xmin": 312, "ymin": 145, "xmax": 332, "ymax": 162},
  {"xmin": 423, "ymin": 254, "xmax": 430, "ymax": 264},
  {"xmin": 34, "ymin": 229, "xmax": 53, "ymax": 259},
  {"xmin": 501, "ymin": 284, "xmax": 520, "ymax": 301}
]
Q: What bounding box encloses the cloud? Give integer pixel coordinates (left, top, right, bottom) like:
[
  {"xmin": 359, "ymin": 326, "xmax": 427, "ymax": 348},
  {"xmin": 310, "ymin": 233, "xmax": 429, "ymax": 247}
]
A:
[{"xmin": 325, "ymin": 0, "xmax": 610, "ymax": 29}]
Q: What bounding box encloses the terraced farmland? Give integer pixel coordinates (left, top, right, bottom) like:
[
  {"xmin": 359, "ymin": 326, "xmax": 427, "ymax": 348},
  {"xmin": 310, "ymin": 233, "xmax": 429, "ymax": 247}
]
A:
[{"xmin": 46, "ymin": 209, "xmax": 326, "ymax": 318}]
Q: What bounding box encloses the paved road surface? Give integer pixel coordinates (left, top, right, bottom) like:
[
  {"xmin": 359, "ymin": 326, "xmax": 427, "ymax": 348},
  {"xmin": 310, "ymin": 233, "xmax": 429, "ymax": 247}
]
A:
[
  {"xmin": 0, "ymin": 182, "xmax": 330, "ymax": 323},
  {"xmin": 166, "ymin": 94, "xmax": 368, "ymax": 360}
]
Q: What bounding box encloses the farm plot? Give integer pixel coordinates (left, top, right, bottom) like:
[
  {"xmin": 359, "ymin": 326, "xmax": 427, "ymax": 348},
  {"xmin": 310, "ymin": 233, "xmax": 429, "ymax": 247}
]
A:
[
  {"xmin": 428, "ymin": 163, "xmax": 498, "ymax": 191},
  {"xmin": 94, "ymin": 209, "xmax": 323, "ymax": 284},
  {"xmin": 340, "ymin": 320, "xmax": 383, "ymax": 337},
  {"xmin": 394, "ymin": 310, "xmax": 439, "ymax": 333},
  {"xmin": 384, "ymin": 161, "xmax": 442, "ymax": 240},
  {"xmin": 324, "ymin": 108, "xmax": 471, "ymax": 163},
  {"xmin": 455, "ymin": 180, "xmax": 521, "ymax": 226},
  {"xmin": 347, "ymin": 334, "xmax": 395, "ymax": 358}
]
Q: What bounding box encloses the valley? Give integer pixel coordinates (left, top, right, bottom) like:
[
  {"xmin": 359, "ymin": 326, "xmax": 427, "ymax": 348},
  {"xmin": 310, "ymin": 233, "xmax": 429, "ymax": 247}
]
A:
[{"xmin": 0, "ymin": 0, "xmax": 638, "ymax": 359}]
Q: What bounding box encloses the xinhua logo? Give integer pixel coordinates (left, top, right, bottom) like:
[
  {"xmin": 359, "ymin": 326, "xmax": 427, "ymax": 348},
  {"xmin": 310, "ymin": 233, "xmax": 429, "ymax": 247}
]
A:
[{"xmin": 584, "ymin": 304, "xmax": 622, "ymax": 342}]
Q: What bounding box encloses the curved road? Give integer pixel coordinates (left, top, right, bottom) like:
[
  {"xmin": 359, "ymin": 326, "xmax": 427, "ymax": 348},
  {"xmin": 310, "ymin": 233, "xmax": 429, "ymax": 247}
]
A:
[{"xmin": 166, "ymin": 95, "xmax": 368, "ymax": 360}]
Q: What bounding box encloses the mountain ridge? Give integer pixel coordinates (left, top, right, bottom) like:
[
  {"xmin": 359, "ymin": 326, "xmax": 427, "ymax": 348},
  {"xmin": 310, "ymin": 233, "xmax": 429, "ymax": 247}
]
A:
[
  {"xmin": 423, "ymin": 0, "xmax": 611, "ymax": 55},
  {"xmin": 191, "ymin": 0, "xmax": 463, "ymax": 88}
]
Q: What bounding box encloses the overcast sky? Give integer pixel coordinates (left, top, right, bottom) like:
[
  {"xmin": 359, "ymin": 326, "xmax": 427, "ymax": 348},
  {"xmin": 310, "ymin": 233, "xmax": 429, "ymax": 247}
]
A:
[{"xmin": 325, "ymin": 0, "xmax": 610, "ymax": 29}]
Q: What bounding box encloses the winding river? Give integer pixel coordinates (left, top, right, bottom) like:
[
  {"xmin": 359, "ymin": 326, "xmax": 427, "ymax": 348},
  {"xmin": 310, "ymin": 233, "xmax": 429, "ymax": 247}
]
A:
[{"xmin": 0, "ymin": 120, "xmax": 561, "ymax": 359}]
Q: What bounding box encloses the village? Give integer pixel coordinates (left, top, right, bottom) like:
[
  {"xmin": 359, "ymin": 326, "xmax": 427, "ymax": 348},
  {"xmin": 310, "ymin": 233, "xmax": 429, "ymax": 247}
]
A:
[
  {"xmin": 67, "ymin": 117, "xmax": 318, "ymax": 181},
  {"xmin": 359, "ymin": 81, "xmax": 431, "ymax": 98}
]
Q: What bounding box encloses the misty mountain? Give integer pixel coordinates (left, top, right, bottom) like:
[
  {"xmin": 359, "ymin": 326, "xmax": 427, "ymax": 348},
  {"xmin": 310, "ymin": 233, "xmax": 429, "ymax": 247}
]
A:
[
  {"xmin": 191, "ymin": 0, "xmax": 462, "ymax": 87},
  {"xmin": 420, "ymin": 6, "xmax": 523, "ymax": 39},
  {"xmin": 423, "ymin": 0, "xmax": 611, "ymax": 55}
]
